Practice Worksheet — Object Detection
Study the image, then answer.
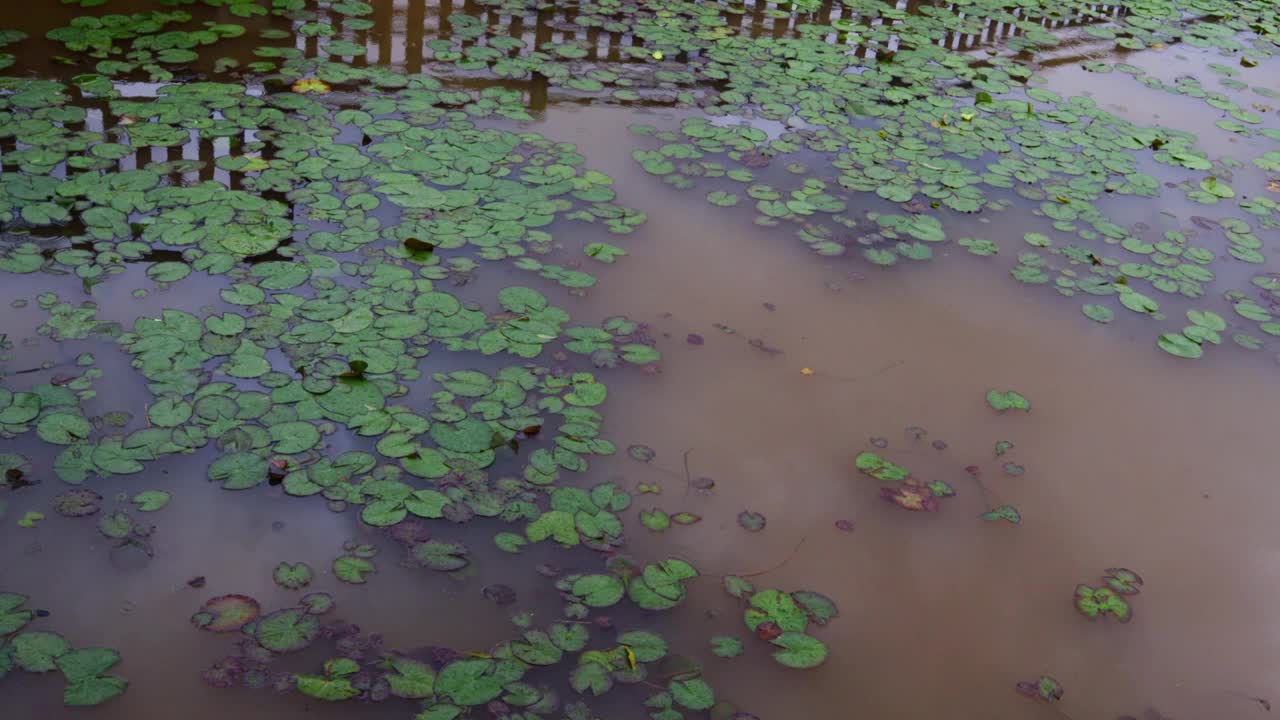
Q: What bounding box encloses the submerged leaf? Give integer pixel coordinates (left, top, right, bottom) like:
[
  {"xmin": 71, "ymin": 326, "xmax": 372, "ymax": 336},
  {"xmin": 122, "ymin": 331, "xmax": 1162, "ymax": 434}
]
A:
[{"xmin": 982, "ymin": 505, "xmax": 1021, "ymax": 524}]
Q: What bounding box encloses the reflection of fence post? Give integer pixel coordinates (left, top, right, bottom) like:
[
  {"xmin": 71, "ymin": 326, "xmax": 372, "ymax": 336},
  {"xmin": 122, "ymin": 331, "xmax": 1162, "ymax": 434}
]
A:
[
  {"xmin": 534, "ymin": 6, "xmax": 552, "ymax": 49},
  {"xmin": 407, "ymin": 0, "xmax": 425, "ymax": 73},
  {"xmin": 530, "ymin": 72, "xmax": 548, "ymax": 114},
  {"xmin": 750, "ymin": 0, "xmax": 765, "ymax": 38},
  {"xmin": 508, "ymin": 12, "xmax": 525, "ymax": 58},
  {"xmin": 375, "ymin": 0, "xmax": 392, "ymax": 65},
  {"xmin": 440, "ymin": 0, "xmax": 454, "ymax": 42},
  {"xmin": 199, "ymin": 136, "xmax": 216, "ymax": 183}
]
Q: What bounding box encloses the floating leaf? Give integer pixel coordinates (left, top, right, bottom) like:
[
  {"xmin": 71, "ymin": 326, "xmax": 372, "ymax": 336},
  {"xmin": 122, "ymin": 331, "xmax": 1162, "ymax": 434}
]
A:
[
  {"xmin": 1082, "ymin": 304, "xmax": 1114, "ymax": 324},
  {"xmin": 671, "ymin": 511, "xmax": 701, "ymax": 525},
  {"xmin": 854, "ymin": 452, "xmax": 910, "ymax": 482},
  {"xmin": 1157, "ymin": 332, "xmax": 1203, "ymax": 359},
  {"xmin": 273, "ymin": 562, "xmax": 313, "ymax": 590},
  {"xmin": 1016, "ymin": 675, "xmax": 1063, "ymax": 702},
  {"xmin": 723, "ymin": 575, "xmax": 754, "ymax": 599},
  {"xmin": 744, "ymin": 589, "xmax": 808, "ymax": 633},
  {"xmin": 617, "ymin": 630, "xmax": 667, "ymax": 663},
  {"xmin": 0, "ymin": 594, "xmax": 34, "ymax": 635},
  {"xmin": 292, "ymin": 78, "xmax": 331, "ymax": 94},
  {"xmin": 1074, "ymin": 584, "xmax": 1132, "ymax": 622},
  {"xmin": 333, "ymin": 556, "xmax": 376, "ymax": 583},
  {"xmin": 300, "ymin": 593, "xmax": 335, "ymax": 615},
  {"xmin": 985, "ymin": 390, "xmax": 1030, "ymax": 412},
  {"xmin": 982, "ymin": 505, "xmax": 1021, "ymax": 524},
  {"xmin": 14, "ymin": 631, "xmax": 70, "ymax": 672},
  {"xmin": 412, "ymin": 541, "xmax": 470, "ymax": 572},
  {"xmin": 192, "ymin": 595, "xmax": 260, "ymax": 633},
  {"xmin": 737, "ymin": 511, "xmax": 766, "ymax": 532},
  {"xmin": 130, "ymin": 491, "xmax": 170, "ymax": 512},
  {"xmin": 1102, "ymin": 568, "xmax": 1144, "ymax": 595},
  {"xmin": 790, "ymin": 591, "xmax": 839, "ymax": 626},
  {"xmin": 385, "ymin": 657, "xmax": 436, "ymax": 698},
  {"xmin": 669, "ymin": 677, "xmax": 715, "ymax": 710},
  {"xmin": 880, "ymin": 484, "xmax": 939, "ymax": 512},
  {"xmin": 295, "ymin": 674, "xmax": 358, "ymax": 701},
  {"xmin": 628, "ymin": 445, "xmax": 656, "ymax": 462},
  {"xmin": 571, "ymin": 574, "xmax": 625, "ymax": 607},
  {"xmin": 770, "ymin": 632, "xmax": 828, "ymax": 669},
  {"xmin": 57, "ymin": 648, "xmax": 127, "ymax": 707},
  {"xmin": 54, "ymin": 488, "xmax": 102, "ymax": 517}
]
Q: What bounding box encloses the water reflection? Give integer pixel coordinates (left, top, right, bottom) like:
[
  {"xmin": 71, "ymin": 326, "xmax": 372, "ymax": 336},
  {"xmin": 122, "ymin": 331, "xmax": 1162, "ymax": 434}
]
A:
[{"xmin": 1, "ymin": 0, "xmax": 1135, "ymax": 192}]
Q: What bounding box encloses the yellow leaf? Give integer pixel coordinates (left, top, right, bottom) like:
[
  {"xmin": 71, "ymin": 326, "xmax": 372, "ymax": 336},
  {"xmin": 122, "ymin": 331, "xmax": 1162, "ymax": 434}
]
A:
[
  {"xmin": 800, "ymin": 367, "xmax": 815, "ymax": 376},
  {"xmin": 291, "ymin": 78, "xmax": 331, "ymax": 94}
]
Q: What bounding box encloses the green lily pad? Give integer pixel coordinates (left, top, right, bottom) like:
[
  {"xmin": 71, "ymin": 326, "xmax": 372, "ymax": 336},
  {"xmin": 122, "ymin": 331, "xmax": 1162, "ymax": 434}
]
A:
[
  {"xmin": 273, "ymin": 562, "xmax": 314, "ymax": 590},
  {"xmin": 770, "ymin": 632, "xmax": 828, "ymax": 669},
  {"xmin": 985, "ymin": 390, "xmax": 1030, "ymax": 412},
  {"xmin": 253, "ymin": 608, "xmax": 321, "ymax": 653},
  {"xmin": 56, "ymin": 648, "xmax": 127, "ymax": 707},
  {"xmin": 13, "ymin": 631, "xmax": 70, "ymax": 672},
  {"xmin": 131, "ymin": 491, "xmax": 170, "ymax": 512},
  {"xmin": 333, "ymin": 556, "xmax": 376, "ymax": 584}
]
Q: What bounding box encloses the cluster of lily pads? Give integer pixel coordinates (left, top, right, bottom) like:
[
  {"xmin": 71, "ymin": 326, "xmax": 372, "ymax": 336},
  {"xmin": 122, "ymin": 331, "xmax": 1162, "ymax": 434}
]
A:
[
  {"xmin": 0, "ymin": 0, "xmax": 1273, "ymax": 715},
  {"xmin": 608, "ymin": 0, "xmax": 1280, "ymax": 360},
  {"xmin": 854, "ymin": 389, "xmax": 1029, "ymax": 521},
  {"xmin": 0, "ymin": 593, "xmax": 128, "ymax": 707},
  {"xmin": 0, "ymin": 2, "xmax": 844, "ymax": 714},
  {"xmin": 1074, "ymin": 567, "xmax": 1144, "ymax": 623},
  {"xmin": 186, "ymin": 550, "xmax": 815, "ymax": 718}
]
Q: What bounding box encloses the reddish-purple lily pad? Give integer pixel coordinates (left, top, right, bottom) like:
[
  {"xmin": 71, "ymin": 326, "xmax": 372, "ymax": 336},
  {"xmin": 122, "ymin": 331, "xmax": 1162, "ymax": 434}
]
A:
[
  {"xmin": 880, "ymin": 485, "xmax": 939, "ymax": 512},
  {"xmin": 1015, "ymin": 675, "xmax": 1063, "ymax": 702},
  {"xmin": 192, "ymin": 594, "xmax": 261, "ymax": 633}
]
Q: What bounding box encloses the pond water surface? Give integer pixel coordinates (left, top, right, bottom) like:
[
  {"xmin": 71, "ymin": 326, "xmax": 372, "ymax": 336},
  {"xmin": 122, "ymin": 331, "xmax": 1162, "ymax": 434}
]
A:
[{"xmin": 2, "ymin": 1, "xmax": 1280, "ymax": 719}]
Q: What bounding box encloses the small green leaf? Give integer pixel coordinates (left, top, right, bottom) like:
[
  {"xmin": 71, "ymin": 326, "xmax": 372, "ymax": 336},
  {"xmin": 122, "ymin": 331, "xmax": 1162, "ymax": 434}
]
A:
[
  {"xmin": 273, "ymin": 562, "xmax": 314, "ymax": 590},
  {"xmin": 669, "ymin": 677, "xmax": 715, "ymax": 710},
  {"xmin": 985, "ymin": 390, "xmax": 1030, "ymax": 412},
  {"xmin": 770, "ymin": 632, "xmax": 828, "ymax": 669},
  {"xmin": 711, "ymin": 636, "xmax": 743, "ymax": 658},
  {"xmin": 131, "ymin": 491, "xmax": 170, "ymax": 512},
  {"xmin": 571, "ymin": 574, "xmax": 625, "ymax": 607},
  {"xmin": 982, "ymin": 505, "xmax": 1021, "ymax": 524},
  {"xmin": 333, "ymin": 556, "xmax": 376, "ymax": 584}
]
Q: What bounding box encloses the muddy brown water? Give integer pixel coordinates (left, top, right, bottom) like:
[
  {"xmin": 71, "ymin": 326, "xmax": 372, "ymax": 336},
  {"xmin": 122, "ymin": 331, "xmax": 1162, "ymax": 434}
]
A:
[{"xmin": 4, "ymin": 1, "xmax": 1280, "ymax": 719}]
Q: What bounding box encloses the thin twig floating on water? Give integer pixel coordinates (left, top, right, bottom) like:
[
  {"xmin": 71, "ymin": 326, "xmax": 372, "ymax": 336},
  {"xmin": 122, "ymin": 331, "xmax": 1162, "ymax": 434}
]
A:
[
  {"xmin": 682, "ymin": 447, "xmax": 693, "ymax": 496},
  {"xmin": 735, "ymin": 536, "xmax": 807, "ymax": 579},
  {"xmin": 801, "ymin": 359, "xmax": 904, "ymax": 382}
]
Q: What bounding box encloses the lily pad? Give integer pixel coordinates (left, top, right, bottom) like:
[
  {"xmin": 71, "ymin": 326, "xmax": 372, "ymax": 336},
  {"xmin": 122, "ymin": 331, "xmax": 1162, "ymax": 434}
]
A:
[
  {"xmin": 272, "ymin": 562, "xmax": 313, "ymax": 590},
  {"xmin": 253, "ymin": 608, "xmax": 320, "ymax": 653},
  {"xmin": 985, "ymin": 390, "xmax": 1030, "ymax": 412},
  {"xmin": 192, "ymin": 595, "xmax": 260, "ymax": 633}
]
